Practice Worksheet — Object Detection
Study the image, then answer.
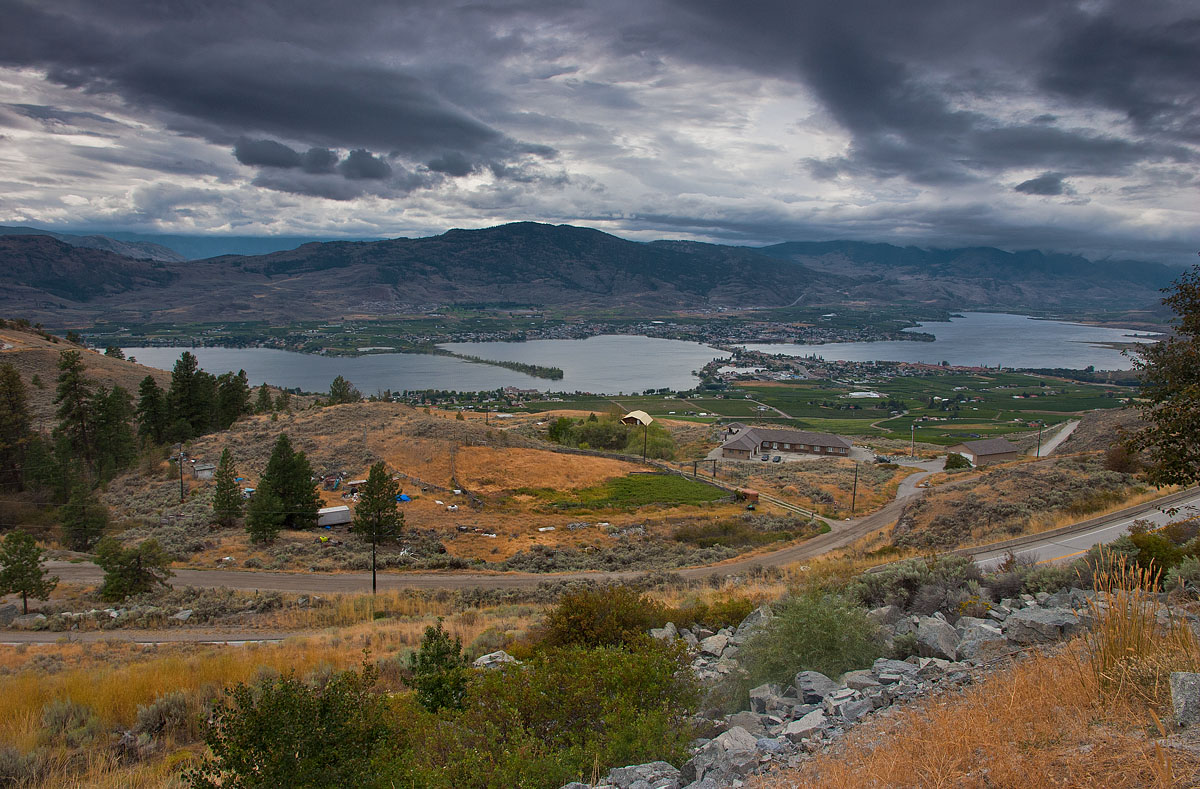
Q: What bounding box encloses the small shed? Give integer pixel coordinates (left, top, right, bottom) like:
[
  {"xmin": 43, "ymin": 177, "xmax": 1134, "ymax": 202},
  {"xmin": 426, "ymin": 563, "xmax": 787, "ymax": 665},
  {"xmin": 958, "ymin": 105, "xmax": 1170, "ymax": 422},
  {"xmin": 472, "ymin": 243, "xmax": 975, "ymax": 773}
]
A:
[
  {"xmin": 737, "ymin": 488, "xmax": 760, "ymax": 503},
  {"xmin": 947, "ymin": 438, "xmax": 1021, "ymax": 466},
  {"xmin": 317, "ymin": 505, "xmax": 353, "ymax": 527},
  {"xmin": 190, "ymin": 463, "xmax": 216, "ymax": 481}
]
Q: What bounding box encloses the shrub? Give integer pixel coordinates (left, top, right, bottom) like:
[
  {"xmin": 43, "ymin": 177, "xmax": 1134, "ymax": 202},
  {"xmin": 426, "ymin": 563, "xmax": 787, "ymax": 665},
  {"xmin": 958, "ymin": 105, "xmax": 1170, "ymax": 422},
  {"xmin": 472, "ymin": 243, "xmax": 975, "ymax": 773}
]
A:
[
  {"xmin": 1020, "ymin": 564, "xmax": 1077, "ymax": 594},
  {"xmin": 40, "ymin": 700, "xmax": 103, "ymax": 748},
  {"xmin": 186, "ymin": 664, "xmax": 395, "ymax": 789},
  {"xmin": 134, "ymin": 691, "xmax": 196, "ymax": 741},
  {"xmin": 943, "ymin": 453, "xmax": 972, "ymax": 470},
  {"xmin": 740, "ymin": 592, "xmax": 884, "ymax": 687},
  {"xmin": 1164, "ymin": 556, "xmax": 1200, "ymax": 595},
  {"xmin": 407, "ymin": 620, "xmax": 469, "ymax": 712},
  {"xmin": 397, "ymin": 641, "xmax": 698, "ymax": 788},
  {"xmin": 0, "ymin": 745, "xmax": 41, "ymax": 786},
  {"xmin": 850, "ymin": 555, "xmax": 982, "ymax": 611},
  {"xmin": 665, "ymin": 595, "xmax": 759, "ymax": 631},
  {"xmin": 536, "ymin": 585, "xmax": 667, "ymax": 649}
]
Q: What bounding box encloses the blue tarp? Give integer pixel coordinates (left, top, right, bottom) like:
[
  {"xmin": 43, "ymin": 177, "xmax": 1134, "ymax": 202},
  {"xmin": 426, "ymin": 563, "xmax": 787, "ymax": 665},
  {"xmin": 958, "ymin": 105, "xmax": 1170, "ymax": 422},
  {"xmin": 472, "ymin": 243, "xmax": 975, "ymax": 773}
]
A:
[{"xmin": 397, "ymin": 494, "xmax": 411, "ymax": 502}]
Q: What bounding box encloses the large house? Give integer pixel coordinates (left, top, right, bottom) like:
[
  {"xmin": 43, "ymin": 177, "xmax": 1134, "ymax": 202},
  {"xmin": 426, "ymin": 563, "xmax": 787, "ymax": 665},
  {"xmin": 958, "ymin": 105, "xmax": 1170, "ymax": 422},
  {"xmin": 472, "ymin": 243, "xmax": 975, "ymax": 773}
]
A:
[
  {"xmin": 947, "ymin": 438, "xmax": 1020, "ymax": 466},
  {"xmin": 720, "ymin": 426, "xmax": 852, "ymax": 460}
]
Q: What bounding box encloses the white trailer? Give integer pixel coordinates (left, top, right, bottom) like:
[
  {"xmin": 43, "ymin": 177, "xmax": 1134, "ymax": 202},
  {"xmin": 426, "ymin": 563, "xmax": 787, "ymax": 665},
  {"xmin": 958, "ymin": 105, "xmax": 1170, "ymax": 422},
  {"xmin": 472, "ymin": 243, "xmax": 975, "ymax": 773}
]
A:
[{"xmin": 317, "ymin": 505, "xmax": 352, "ymax": 527}]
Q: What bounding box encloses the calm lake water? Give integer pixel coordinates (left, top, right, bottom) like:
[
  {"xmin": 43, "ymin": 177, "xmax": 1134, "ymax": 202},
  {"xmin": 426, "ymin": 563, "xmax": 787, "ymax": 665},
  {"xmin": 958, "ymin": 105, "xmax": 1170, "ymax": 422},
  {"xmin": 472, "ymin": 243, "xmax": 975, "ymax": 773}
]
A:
[
  {"xmin": 122, "ymin": 313, "xmax": 1159, "ymax": 393},
  {"xmin": 744, "ymin": 312, "xmax": 1157, "ymax": 370},
  {"xmin": 122, "ymin": 336, "xmax": 723, "ymax": 395}
]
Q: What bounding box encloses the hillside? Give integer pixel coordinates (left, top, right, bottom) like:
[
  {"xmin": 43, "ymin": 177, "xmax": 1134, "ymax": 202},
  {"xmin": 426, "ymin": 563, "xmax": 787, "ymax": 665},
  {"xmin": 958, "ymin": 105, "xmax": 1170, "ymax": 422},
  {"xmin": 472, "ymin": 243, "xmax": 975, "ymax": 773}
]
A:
[
  {"xmin": 0, "ymin": 223, "xmax": 1178, "ymax": 324},
  {"xmin": 0, "ymin": 226, "xmax": 185, "ymax": 262}
]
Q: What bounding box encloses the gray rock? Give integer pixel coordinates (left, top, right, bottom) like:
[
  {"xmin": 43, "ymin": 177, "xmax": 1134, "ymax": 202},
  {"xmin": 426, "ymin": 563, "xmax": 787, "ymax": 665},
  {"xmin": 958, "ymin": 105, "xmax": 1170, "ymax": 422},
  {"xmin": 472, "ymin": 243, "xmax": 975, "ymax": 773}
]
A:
[
  {"xmin": 873, "ymin": 658, "xmax": 919, "ymax": 677},
  {"xmin": 781, "ymin": 709, "xmax": 827, "ymax": 742},
  {"xmin": 699, "ymin": 634, "xmax": 729, "ymax": 657},
  {"xmin": 650, "ymin": 621, "xmax": 678, "ymax": 641},
  {"xmin": 1004, "ymin": 608, "xmax": 1083, "ymax": 645},
  {"xmin": 560, "ymin": 784, "xmax": 591, "ymax": 789},
  {"xmin": 603, "ymin": 761, "xmax": 681, "ymax": 789},
  {"xmin": 0, "ymin": 603, "xmax": 18, "ymax": 626},
  {"xmin": 12, "ymin": 613, "xmax": 46, "ymax": 630},
  {"xmin": 1171, "ymin": 672, "xmax": 1200, "ymax": 729},
  {"xmin": 794, "ymin": 670, "xmax": 839, "ymax": 703},
  {"xmin": 894, "ymin": 616, "xmax": 919, "ymax": 637},
  {"xmin": 713, "ymin": 725, "xmax": 758, "ymax": 753},
  {"xmin": 957, "ymin": 631, "xmax": 1010, "ymax": 663},
  {"xmin": 725, "ymin": 711, "xmax": 768, "ymax": 736},
  {"xmin": 472, "ymin": 650, "xmax": 519, "ymax": 669},
  {"xmin": 916, "ymin": 616, "xmax": 959, "ymax": 661},
  {"xmin": 755, "ymin": 736, "xmax": 789, "ymax": 754},
  {"xmin": 170, "ymin": 609, "xmax": 193, "ymax": 622},
  {"xmin": 732, "ymin": 605, "xmax": 772, "ymax": 642},
  {"xmin": 748, "ymin": 682, "xmax": 783, "ymax": 714},
  {"xmin": 682, "ymin": 631, "xmax": 699, "ymax": 649},
  {"xmin": 867, "ymin": 605, "xmax": 905, "ymax": 626},
  {"xmin": 838, "ymin": 698, "xmax": 874, "ymax": 723},
  {"xmin": 842, "ymin": 670, "xmax": 880, "ymax": 690},
  {"xmin": 681, "ymin": 780, "xmax": 720, "ymax": 789}
]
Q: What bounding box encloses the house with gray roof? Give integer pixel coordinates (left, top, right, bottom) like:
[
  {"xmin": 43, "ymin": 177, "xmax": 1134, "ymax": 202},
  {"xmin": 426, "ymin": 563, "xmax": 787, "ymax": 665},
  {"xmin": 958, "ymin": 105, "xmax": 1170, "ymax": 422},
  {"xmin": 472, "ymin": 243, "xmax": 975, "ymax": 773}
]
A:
[
  {"xmin": 947, "ymin": 437, "xmax": 1020, "ymax": 466},
  {"xmin": 719, "ymin": 426, "xmax": 852, "ymax": 460}
]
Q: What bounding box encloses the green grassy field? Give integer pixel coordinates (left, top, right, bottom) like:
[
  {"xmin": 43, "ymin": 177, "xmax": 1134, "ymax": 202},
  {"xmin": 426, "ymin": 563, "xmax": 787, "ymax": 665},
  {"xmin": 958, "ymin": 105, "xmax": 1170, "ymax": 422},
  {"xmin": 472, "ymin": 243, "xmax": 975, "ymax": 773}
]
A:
[{"xmin": 521, "ymin": 473, "xmax": 729, "ymax": 510}]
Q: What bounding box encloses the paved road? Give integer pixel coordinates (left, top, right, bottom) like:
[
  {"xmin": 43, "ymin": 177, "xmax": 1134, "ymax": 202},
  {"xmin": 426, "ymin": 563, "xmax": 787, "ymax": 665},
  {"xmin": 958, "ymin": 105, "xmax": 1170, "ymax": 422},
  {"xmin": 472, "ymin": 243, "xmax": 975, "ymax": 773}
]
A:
[
  {"xmin": 971, "ymin": 487, "xmax": 1200, "ymax": 571},
  {"xmin": 1035, "ymin": 419, "xmax": 1079, "ymax": 458}
]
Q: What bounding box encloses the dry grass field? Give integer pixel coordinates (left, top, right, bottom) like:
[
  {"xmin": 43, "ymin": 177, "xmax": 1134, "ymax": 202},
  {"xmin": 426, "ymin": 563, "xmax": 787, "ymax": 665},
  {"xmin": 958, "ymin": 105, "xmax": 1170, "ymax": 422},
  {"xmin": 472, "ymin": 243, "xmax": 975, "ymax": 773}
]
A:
[{"xmin": 719, "ymin": 458, "xmax": 918, "ymax": 518}]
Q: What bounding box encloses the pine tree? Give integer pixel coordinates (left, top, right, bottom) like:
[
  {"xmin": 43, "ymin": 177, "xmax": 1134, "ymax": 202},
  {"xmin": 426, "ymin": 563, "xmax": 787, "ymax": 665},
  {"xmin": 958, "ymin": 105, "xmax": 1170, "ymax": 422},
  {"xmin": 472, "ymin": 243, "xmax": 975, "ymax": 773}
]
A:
[
  {"xmin": 212, "ymin": 448, "xmax": 244, "ymax": 528},
  {"xmin": 351, "ymin": 462, "xmax": 403, "ymax": 593},
  {"xmin": 254, "ymin": 384, "xmax": 274, "ymax": 414},
  {"xmin": 92, "ymin": 385, "xmax": 137, "ymax": 480},
  {"xmin": 0, "ymin": 363, "xmax": 31, "ymax": 489},
  {"xmin": 103, "ymin": 346, "xmax": 125, "ymax": 359},
  {"xmin": 216, "ymin": 370, "xmax": 251, "ymax": 430},
  {"xmin": 60, "ymin": 484, "xmax": 108, "ymax": 551},
  {"xmin": 274, "ymin": 389, "xmax": 291, "ymax": 413},
  {"xmin": 245, "ymin": 486, "xmax": 285, "ymax": 543},
  {"xmin": 258, "ymin": 434, "xmax": 318, "ymax": 529},
  {"xmin": 0, "ymin": 530, "xmax": 58, "ymax": 614},
  {"xmin": 166, "ymin": 351, "xmax": 218, "ymax": 440},
  {"xmin": 137, "ymin": 375, "xmax": 168, "ymax": 445},
  {"xmin": 328, "ymin": 375, "xmax": 361, "ymax": 405},
  {"xmin": 94, "ymin": 537, "xmax": 173, "ymax": 601},
  {"xmin": 53, "ymin": 350, "xmax": 94, "ymax": 469}
]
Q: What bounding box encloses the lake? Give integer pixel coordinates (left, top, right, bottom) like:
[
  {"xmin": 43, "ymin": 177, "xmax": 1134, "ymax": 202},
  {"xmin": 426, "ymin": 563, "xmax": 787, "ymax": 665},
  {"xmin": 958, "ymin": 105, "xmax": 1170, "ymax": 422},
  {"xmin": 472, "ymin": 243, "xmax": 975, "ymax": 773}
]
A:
[
  {"xmin": 121, "ymin": 335, "xmax": 724, "ymax": 395},
  {"xmin": 122, "ymin": 313, "xmax": 1159, "ymax": 393},
  {"xmin": 743, "ymin": 312, "xmax": 1157, "ymax": 370}
]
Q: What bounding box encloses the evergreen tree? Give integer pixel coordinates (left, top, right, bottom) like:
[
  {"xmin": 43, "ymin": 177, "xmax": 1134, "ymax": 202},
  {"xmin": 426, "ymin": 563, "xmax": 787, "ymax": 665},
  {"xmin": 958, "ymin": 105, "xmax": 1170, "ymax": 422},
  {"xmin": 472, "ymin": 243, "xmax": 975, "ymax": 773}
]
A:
[
  {"xmin": 53, "ymin": 350, "xmax": 94, "ymax": 469},
  {"xmin": 94, "ymin": 537, "xmax": 173, "ymax": 601},
  {"xmin": 216, "ymin": 370, "xmax": 251, "ymax": 430},
  {"xmin": 212, "ymin": 448, "xmax": 243, "ymax": 528},
  {"xmin": 92, "ymin": 385, "xmax": 137, "ymax": 480},
  {"xmin": 60, "ymin": 484, "xmax": 108, "ymax": 551},
  {"xmin": 253, "ymin": 384, "xmax": 274, "ymax": 414},
  {"xmin": 407, "ymin": 619, "xmax": 468, "ymax": 712},
  {"xmin": 0, "ymin": 530, "xmax": 58, "ymax": 614},
  {"xmin": 245, "ymin": 487, "xmax": 285, "ymax": 543},
  {"xmin": 0, "ymin": 363, "xmax": 31, "ymax": 489},
  {"xmin": 258, "ymin": 434, "xmax": 319, "ymax": 529},
  {"xmin": 166, "ymin": 351, "xmax": 218, "ymax": 440},
  {"xmin": 136, "ymin": 375, "xmax": 168, "ymax": 445},
  {"xmin": 328, "ymin": 375, "xmax": 362, "ymax": 405},
  {"xmin": 274, "ymin": 389, "xmax": 291, "ymax": 413},
  {"xmin": 351, "ymin": 462, "xmax": 403, "ymax": 593},
  {"xmin": 103, "ymin": 346, "xmax": 125, "ymax": 359}
]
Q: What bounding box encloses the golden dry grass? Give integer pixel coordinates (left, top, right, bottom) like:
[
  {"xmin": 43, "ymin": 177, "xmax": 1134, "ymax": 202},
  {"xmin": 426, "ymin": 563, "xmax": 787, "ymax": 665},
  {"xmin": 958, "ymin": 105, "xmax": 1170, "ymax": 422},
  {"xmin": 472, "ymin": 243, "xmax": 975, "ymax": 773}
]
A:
[{"xmin": 454, "ymin": 446, "xmax": 640, "ymax": 493}]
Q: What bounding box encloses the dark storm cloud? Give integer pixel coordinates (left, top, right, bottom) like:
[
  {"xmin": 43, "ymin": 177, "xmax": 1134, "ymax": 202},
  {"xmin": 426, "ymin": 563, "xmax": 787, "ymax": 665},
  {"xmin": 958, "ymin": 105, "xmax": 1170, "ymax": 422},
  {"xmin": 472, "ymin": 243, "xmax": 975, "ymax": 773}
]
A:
[
  {"xmin": 6, "ymin": 103, "xmax": 118, "ymax": 127},
  {"xmin": 338, "ymin": 149, "xmax": 391, "ymax": 180},
  {"xmin": 233, "ymin": 138, "xmax": 302, "ymax": 169},
  {"xmin": 654, "ymin": 0, "xmax": 1198, "ymax": 182},
  {"xmin": 301, "ymin": 148, "xmax": 339, "ymax": 175},
  {"xmin": 1015, "ymin": 173, "xmax": 1067, "ymax": 196}
]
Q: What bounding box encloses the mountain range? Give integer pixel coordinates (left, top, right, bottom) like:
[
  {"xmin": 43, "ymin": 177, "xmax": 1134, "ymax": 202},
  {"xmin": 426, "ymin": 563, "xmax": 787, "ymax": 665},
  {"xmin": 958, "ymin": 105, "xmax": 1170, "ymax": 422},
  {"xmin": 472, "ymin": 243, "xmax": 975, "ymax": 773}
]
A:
[{"xmin": 0, "ymin": 222, "xmax": 1178, "ymax": 325}]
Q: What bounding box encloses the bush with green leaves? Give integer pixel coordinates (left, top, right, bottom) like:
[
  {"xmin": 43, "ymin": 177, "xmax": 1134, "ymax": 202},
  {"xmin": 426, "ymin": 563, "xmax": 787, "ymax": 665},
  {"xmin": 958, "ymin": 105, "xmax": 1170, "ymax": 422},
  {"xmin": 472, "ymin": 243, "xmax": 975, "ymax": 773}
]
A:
[
  {"xmin": 187, "ymin": 664, "xmax": 395, "ymax": 789},
  {"xmin": 536, "ymin": 585, "xmax": 666, "ymax": 649},
  {"xmin": 740, "ymin": 591, "xmax": 884, "ymax": 687},
  {"xmin": 39, "ymin": 700, "xmax": 103, "ymax": 748},
  {"xmin": 849, "ymin": 554, "xmax": 982, "ymax": 611},
  {"xmin": 396, "ymin": 641, "xmax": 698, "ymax": 788},
  {"xmin": 1165, "ymin": 556, "xmax": 1200, "ymax": 594},
  {"xmin": 943, "ymin": 452, "xmax": 972, "ymax": 470},
  {"xmin": 407, "ymin": 620, "xmax": 469, "ymax": 712},
  {"xmin": 134, "ymin": 691, "xmax": 197, "ymax": 741},
  {"xmin": 94, "ymin": 536, "xmax": 174, "ymax": 601}
]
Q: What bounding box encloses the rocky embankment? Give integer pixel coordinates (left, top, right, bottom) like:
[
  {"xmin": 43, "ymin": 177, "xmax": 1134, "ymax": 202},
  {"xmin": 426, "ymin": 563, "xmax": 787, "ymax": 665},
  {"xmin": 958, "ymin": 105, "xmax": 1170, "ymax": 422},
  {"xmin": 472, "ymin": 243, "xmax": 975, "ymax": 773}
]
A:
[{"xmin": 562, "ymin": 588, "xmax": 1200, "ymax": 789}]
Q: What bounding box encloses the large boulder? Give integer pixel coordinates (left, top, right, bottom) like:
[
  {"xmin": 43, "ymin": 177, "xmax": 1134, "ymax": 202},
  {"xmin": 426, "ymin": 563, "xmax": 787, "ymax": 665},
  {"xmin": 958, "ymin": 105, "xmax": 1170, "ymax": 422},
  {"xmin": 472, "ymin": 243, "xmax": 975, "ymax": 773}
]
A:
[
  {"xmin": 680, "ymin": 726, "xmax": 758, "ymax": 785},
  {"xmin": 699, "ymin": 634, "xmax": 729, "ymax": 657},
  {"xmin": 601, "ymin": 761, "xmax": 681, "ymax": 789},
  {"xmin": 867, "ymin": 605, "xmax": 905, "ymax": 626},
  {"xmin": 916, "ymin": 616, "xmax": 959, "ymax": 661},
  {"xmin": 841, "ymin": 670, "xmax": 881, "ymax": 690},
  {"xmin": 781, "ymin": 709, "xmax": 827, "ymax": 742},
  {"xmin": 794, "ymin": 670, "xmax": 840, "ymax": 703},
  {"xmin": 12, "ymin": 613, "xmax": 45, "ymax": 630},
  {"xmin": 1171, "ymin": 672, "xmax": 1200, "ymax": 729},
  {"xmin": 0, "ymin": 603, "xmax": 19, "ymax": 626},
  {"xmin": 472, "ymin": 650, "xmax": 519, "ymax": 669},
  {"xmin": 650, "ymin": 621, "xmax": 678, "ymax": 641},
  {"xmin": 1003, "ymin": 608, "xmax": 1083, "ymax": 645},
  {"xmin": 748, "ymin": 682, "xmax": 783, "ymax": 714},
  {"xmin": 732, "ymin": 606, "xmax": 772, "ymax": 643}
]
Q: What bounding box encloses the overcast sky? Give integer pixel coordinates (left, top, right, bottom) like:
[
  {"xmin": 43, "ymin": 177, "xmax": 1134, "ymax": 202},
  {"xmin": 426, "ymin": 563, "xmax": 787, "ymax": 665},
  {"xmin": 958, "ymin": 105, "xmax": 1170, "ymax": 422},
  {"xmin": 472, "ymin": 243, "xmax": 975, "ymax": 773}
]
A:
[{"xmin": 0, "ymin": 0, "xmax": 1196, "ymax": 261}]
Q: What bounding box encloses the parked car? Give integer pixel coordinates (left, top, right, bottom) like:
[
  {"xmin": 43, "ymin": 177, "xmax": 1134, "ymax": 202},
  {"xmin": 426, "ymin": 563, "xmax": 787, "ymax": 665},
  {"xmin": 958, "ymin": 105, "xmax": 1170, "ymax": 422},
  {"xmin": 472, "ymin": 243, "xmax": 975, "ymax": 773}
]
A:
[
  {"xmin": 760, "ymin": 455, "xmax": 770, "ymax": 461},
  {"xmin": 772, "ymin": 456, "xmax": 782, "ymax": 462}
]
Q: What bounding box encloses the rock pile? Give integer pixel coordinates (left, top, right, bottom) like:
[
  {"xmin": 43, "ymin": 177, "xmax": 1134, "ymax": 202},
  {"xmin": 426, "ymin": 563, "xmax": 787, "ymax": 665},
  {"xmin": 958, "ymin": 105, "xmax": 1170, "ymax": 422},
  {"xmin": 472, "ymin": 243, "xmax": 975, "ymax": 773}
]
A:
[{"xmin": 561, "ymin": 588, "xmax": 1196, "ymax": 789}]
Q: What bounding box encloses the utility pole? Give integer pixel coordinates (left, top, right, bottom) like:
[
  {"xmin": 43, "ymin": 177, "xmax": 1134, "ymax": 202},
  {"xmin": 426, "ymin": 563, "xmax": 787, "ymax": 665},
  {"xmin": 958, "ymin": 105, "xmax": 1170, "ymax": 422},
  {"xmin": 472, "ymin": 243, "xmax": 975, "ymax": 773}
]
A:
[
  {"xmin": 177, "ymin": 443, "xmax": 185, "ymax": 503},
  {"xmin": 910, "ymin": 423, "xmax": 916, "ymax": 458},
  {"xmin": 851, "ymin": 462, "xmax": 858, "ymax": 514},
  {"xmin": 370, "ymin": 512, "xmax": 378, "ymax": 595},
  {"xmin": 642, "ymin": 423, "xmax": 648, "ymax": 462}
]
